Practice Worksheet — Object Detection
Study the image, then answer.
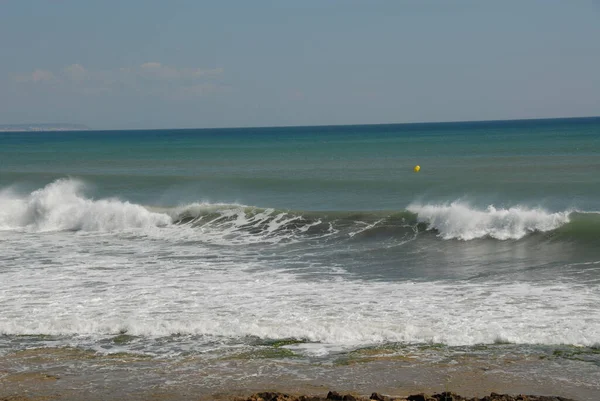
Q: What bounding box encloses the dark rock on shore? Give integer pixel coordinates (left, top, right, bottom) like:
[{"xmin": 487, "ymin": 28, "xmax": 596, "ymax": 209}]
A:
[{"xmin": 239, "ymin": 391, "xmax": 578, "ymax": 401}]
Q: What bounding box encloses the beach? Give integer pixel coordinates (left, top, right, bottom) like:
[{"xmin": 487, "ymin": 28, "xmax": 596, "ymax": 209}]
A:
[
  {"xmin": 0, "ymin": 346, "xmax": 590, "ymax": 400},
  {"xmin": 0, "ymin": 345, "xmax": 590, "ymax": 400}
]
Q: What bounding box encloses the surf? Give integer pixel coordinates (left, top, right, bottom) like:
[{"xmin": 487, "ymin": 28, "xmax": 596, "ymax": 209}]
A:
[
  {"xmin": 2, "ymin": 178, "xmax": 599, "ymax": 245},
  {"xmin": 0, "ymin": 178, "xmax": 171, "ymax": 232},
  {"xmin": 407, "ymin": 201, "xmax": 572, "ymax": 240}
]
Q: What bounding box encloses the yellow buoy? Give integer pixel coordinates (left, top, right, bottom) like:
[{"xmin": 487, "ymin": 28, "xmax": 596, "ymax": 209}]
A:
[{"xmin": 413, "ymin": 165, "xmax": 421, "ymax": 173}]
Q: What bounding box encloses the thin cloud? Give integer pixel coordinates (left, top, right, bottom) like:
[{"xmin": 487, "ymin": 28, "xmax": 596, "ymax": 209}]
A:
[
  {"xmin": 137, "ymin": 62, "xmax": 222, "ymax": 80},
  {"xmin": 15, "ymin": 69, "xmax": 55, "ymax": 83},
  {"xmin": 14, "ymin": 62, "xmax": 224, "ymax": 98},
  {"xmin": 64, "ymin": 64, "xmax": 87, "ymax": 82}
]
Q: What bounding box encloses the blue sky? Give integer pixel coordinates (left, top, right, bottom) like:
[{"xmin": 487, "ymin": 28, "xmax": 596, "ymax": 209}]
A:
[{"xmin": 1, "ymin": 1, "xmax": 599, "ymax": 129}]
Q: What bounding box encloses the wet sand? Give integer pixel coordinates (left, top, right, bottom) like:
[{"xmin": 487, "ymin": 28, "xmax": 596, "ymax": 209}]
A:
[{"xmin": 0, "ymin": 347, "xmax": 596, "ymax": 401}]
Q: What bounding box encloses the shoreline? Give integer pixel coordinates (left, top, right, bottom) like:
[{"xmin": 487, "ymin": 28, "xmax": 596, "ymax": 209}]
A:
[
  {"xmin": 238, "ymin": 391, "xmax": 577, "ymax": 401},
  {"xmin": 0, "ymin": 385, "xmax": 581, "ymax": 401},
  {"xmin": 1, "ymin": 347, "xmax": 593, "ymax": 401}
]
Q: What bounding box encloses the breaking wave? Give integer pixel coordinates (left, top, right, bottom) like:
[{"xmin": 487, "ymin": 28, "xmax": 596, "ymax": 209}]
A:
[
  {"xmin": 0, "ymin": 178, "xmax": 171, "ymax": 232},
  {"xmin": 407, "ymin": 202, "xmax": 572, "ymax": 240},
  {"xmin": 1, "ymin": 179, "xmax": 598, "ymax": 243}
]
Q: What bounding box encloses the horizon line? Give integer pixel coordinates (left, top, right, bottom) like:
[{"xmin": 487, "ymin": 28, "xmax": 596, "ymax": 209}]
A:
[
  {"xmin": 90, "ymin": 115, "xmax": 600, "ymax": 132},
  {"xmin": 2, "ymin": 115, "xmax": 599, "ymax": 133}
]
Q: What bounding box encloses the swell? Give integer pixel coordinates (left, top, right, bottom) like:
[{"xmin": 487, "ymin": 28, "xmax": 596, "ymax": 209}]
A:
[
  {"xmin": 164, "ymin": 203, "xmax": 600, "ymax": 243},
  {"xmin": 1, "ymin": 178, "xmax": 599, "ymax": 243}
]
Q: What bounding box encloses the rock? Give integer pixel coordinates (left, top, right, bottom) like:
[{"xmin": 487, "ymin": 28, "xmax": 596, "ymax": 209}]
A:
[
  {"xmin": 299, "ymin": 396, "xmax": 326, "ymax": 401},
  {"xmin": 431, "ymin": 392, "xmax": 459, "ymax": 401},
  {"xmin": 482, "ymin": 393, "xmax": 511, "ymax": 401},
  {"xmin": 248, "ymin": 392, "xmax": 297, "ymax": 401},
  {"xmin": 239, "ymin": 391, "xmax": 579, "ymax": 401},
  {"xmin": 407, "ymin": 394, "xmax": 428, "ymax": 401}
]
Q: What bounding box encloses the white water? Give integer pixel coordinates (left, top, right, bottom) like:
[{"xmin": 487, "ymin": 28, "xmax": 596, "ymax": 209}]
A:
[
  {"xmin": 0, "ymin": 179, "xmax": 171, "ymax": 232},
  {"xmin": 1, "ymin": 228, "xmax": 599, "ymax": 349},
  {"xmin": 408, "ymin": 201, "xmax": 571, "ymax": 240},
  {"xmin": 1, "ymin": 179, "xmax": 576, "ymax": 241},
  {"xmin": 1, "ymin": 180, "xmax": 599, "ymax": 353},
  {"xmin": 0, "ymin": 179, "xmax": 332, "ymax": 245}
]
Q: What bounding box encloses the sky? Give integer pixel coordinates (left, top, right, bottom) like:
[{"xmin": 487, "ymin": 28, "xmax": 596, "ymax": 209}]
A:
[{"xmin": 1, "ymin": 1, "xmax": 599, "ymax": 130}]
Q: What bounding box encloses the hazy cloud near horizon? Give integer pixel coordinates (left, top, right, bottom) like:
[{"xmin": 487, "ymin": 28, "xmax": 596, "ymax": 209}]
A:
[{"xmin": 14, "ymin": 62, "xmax": 225, "ymax": 98}]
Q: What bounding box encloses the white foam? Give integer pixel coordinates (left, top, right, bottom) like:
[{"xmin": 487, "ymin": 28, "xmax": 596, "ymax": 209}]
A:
[
  {"xmin": 1, "ymin": 230, "xmax": 598, "ymax": 349},
  {"xmin": 168, "ymin": 203, "xmax": 336, "ymax": 245},
  {"xmin": 408, "ymin": 201, "xmax": 571, "ymax": 240},
  {"xmin": 0, "ymin": 178, "xmax": 171, "ymax": 232},
  {"xmin": 1, "ymin": 181, "xmax": 598, "ymax": 352},
  {"xmin": 0, "ymin": 179, "xmax": 334, "ymax": 246}
]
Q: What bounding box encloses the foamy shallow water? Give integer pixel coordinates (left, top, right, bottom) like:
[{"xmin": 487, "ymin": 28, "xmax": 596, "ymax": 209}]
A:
[
  {"xmin": 1, "ymin": 342, "xmax": 599, "ymax": 401},
  {"xmin": 1, "ymin": 179, "xmax": 600, "ymax": 351}
]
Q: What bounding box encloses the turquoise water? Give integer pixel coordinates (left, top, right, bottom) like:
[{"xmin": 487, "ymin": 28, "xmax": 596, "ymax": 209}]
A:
[
  {"xmin": 1, "ymin": 117, "xmax": 600, "ymax": 399},
  {"xmin": 2, "ymin": 118, "xmax": 599, "ymax": 211}
]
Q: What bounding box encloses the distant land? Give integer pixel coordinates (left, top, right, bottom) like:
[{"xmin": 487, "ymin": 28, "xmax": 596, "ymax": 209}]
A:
[{"xmin": 0, "ymin": 123, "xmax": 90, "ymax": 132}]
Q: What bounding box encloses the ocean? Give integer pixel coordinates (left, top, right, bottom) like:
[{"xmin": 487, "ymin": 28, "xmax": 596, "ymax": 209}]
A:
[{"xmin": 1, "ymin": 117, "xmax": 599, "ymax": 400}]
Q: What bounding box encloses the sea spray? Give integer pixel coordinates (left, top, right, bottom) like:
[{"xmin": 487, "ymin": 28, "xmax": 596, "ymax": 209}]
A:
[
  {"xmin": 408, "ymin": 202, "xmax": 571, "ymax": 240},
  {"xmin": 0, "ymin": 178, "xmax": 171, "ymax": 232}
]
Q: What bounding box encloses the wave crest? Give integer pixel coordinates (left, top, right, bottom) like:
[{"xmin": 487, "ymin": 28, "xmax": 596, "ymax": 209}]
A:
[
  {"xmin": 1, "ymin": 179, "xmax": 593, "ymax": 243},
  {"xmin": 408, "ymin": 202, "xmax": 571, "ymax": 240},
  {"xmin": 0, "ymin": 178, "xmax": 171, "ymax": 232}
]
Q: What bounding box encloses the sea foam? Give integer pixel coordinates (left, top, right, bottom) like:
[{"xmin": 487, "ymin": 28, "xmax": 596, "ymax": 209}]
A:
[
  {"xmin": 1, "ymin": 262, "xmax": 598, "ymax": 348},
  {"xmin": 0, "ymin": 179, "xmax": 330, "ymax": 244},
  {"xmin": 0, "ymin": 179, "xmax": 582, "ymax": 242},
  {"xmin": 0, "ymin": 178, "xmax": 171, "ymax": 232},
  {"xmin": 0, "ymin": 180, "xmax": 599, "ymax": 351},
  {"xmin": 408, "ymin": 201, "xmax": 571, "ymax": 240}
]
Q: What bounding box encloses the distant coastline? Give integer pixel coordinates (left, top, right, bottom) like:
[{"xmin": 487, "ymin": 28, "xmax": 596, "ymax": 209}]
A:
[{"xmin": 0, "ymin": 123, "xmax": 90, "ymax": 132}]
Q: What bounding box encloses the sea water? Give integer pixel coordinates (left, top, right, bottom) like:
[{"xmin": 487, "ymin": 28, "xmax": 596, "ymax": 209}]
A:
[{"xmin": 1, "ymin": 117, "xmax": 599, "ymax": 399}]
